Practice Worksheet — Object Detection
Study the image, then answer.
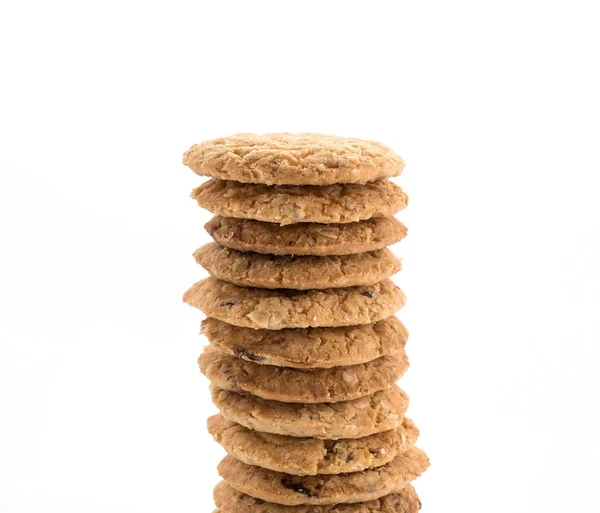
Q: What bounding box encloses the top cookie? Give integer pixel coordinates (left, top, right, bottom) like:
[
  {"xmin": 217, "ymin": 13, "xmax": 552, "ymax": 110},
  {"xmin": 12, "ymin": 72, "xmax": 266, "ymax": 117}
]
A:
[{"xmin": 183, "ymin": 133, "xmax": 404, "ymax": 185}]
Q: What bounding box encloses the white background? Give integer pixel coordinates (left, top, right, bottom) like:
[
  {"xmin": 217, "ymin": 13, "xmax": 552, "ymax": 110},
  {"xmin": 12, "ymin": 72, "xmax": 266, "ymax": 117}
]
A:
[{"xmin": 1, "ymin": 1, "xmax": 599, "ymax": 512}]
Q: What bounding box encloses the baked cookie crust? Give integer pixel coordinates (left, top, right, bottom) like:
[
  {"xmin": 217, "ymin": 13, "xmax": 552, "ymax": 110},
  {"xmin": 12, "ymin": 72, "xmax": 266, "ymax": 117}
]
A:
[
  {"xmin": 207, "ymin": 415, "xmax": 419, "ymax": 476},
  {"xmin": 194, "ymin": 244, "xmax": 401, "ymax": 290},
  {"xmin": 205, "ymin": 216, "xmax": 408, "ymax": 256},
  {"xmin": 210, "ymin": 386, "xmax": 409, "ymax": 439},
  {"xmin": 183, "ymin": 278, "xmax": 406, "ymax": 329},
  {"xmin": 213, "ymin": 482, "xmax": 421, "ymax": 513},
  {"xmin": 192, "ymin": 179, "xmax": 408, "ymax": 225},
  {"xmin": 183, "ymin": 133, "xmax": 404, "ymax": 186},
  {"xmin": 199, "ymin": 347, "xmax": 408, "ymax": 403},
  {"xmin": 217, "ymin": 447, "xmax": 429, "ymax": 505},
  {"xmin": 201, "ymin": 317, "xmax": 408, "ymax": 369}
]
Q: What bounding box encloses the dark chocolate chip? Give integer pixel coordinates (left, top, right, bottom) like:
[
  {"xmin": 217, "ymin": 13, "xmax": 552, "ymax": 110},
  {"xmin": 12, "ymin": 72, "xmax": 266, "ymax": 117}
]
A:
[
  {"xmin": 234, "ymin": 347, "xmax": 264, "ymax": 362},
  {"xmin": 324, "ymin": 440, "xmax": 336, "ymax": 454},
  {"xmin": 280, "ymin": 478, "xmax": 314, "ymax": 497}
]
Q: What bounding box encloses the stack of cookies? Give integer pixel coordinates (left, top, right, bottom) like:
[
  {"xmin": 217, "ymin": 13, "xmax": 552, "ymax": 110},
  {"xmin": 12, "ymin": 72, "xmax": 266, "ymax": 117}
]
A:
[{"xmin": 182, "ymin": 133, "xmax": 429, "ymax": 512}]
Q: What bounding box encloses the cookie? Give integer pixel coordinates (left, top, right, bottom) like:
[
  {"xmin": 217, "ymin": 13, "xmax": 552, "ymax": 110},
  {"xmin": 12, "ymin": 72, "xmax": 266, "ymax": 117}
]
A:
[
  {"xmin": 205, "ymin": 216, "xmax": 408, "ymax": 256},
  {"xmin": 200, "ymin": 347, "xmax": 407, "ymax": 403},
  {"xmin": 207, "ymin": 415, "xmax": 419, "ymax": 476},
  {"xmin": 184, "ymin": 278, "xmax": 405, "ymax": 330},
  {"xmin": 211, "ymin": 386, "xmax": 409, "ymax": 439},
  {"xmin": 201, "ymin": 317, "xmax": 409, "ymax": 369},
  {"xmin": 194, "ymin": 244, "xmax": 401, "ymax": 290},
  {"xmin": 214, "ymin": 481, "xmax": 421, "ymax": 513},
  {"xmin": 218, "ymin": 447, "xmax": 429, "ymax": 505},
  {"xmin": 183, "ymin": 133, "xmax": 404, "ymax": 186},
  {"xmin": 191, "ymin": 179, "xmax": 408, "ymax": 225}
]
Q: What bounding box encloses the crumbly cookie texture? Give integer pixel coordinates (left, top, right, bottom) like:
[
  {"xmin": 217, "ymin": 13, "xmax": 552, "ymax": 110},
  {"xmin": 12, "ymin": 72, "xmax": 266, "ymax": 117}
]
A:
[
  {"xmin": 199, "ymin": 347, "xmax": 408, "ymax": 403},
  {"xmin": 194, "ymin": 244, "xmax": 401, "ymax": 290},
  {"xmin": 183, "ymin": 133, "xmax": 405, "ymax": 186},
  {"xmin": 218, "ymin": 447, "xmax": 429, "ymax": 506},
  {"xmin": 202, "ymin": 317, "xmax": 409, "ymax": 369},
  {"xmin": 205, "ymin": 216, "xmax": 408, "ymax": 256},
  {"xmin": 191, "ymin": 179, "xmax": 408, "ymax": 225},
  {"xmin": 183, "ymin": 278, "xmax": 406, "ymax": 330},
  {"xmin": 211, "ymin": 386, "xmax": 409, "ymax": 439},
  {"xmin": 213, "ymin": 481, "xmax": 421, "ymax": 513},
  {"xmin": 207, "ymin": 415, "xmax": 419, "ymax": 476}
]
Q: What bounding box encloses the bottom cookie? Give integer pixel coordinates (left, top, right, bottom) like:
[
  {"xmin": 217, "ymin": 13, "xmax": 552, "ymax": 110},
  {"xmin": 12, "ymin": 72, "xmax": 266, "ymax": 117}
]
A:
[
  {"xmin": 218, "ymin": 447, "xmax": 429, "ymax": 505},
  {"xmin": 214, "ymin": 481, "xmax": 421, "ymax": 513}
]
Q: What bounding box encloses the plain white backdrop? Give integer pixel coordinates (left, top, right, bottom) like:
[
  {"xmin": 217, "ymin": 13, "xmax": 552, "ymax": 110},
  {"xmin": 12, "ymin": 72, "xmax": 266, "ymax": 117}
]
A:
[{"xmin": 1, "ymin": 1, "xmax": 599, "ymax": 512}]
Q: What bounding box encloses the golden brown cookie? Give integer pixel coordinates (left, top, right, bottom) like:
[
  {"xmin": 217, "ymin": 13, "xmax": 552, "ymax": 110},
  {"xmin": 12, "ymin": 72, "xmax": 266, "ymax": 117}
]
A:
[
  {"xmin": 213, "ymin": 481, "xmax": 421, "ymax": 513},
  {"xmin": 205, "ymin": 216, "xmax": 408, "ymax": 256},
  {"xmin": 199, "ymin": 347, "xmax": 408, "ymax": 403},
  {"xmin": 218, "ymin": 447, "xmax": 429, "ymax": 505},
  {"xmin": 208, "ymin": 415, "xmax": 419, "ymax": 476},
  {"xmin": 194, "ymin": 244, "xmax": 401, "ymax": 290},
  {"xmin": 191, "ymin": 179, "xmax": 408, "ymax": 225},
  {"xmin": 184, "ymin": 278, "xmax": 405, "ymax": 330},
  {"xmin": 183, "ymin": 133, "xmax": 404, "ymax": 186},
  {"xmin": 211, "ymin": 386, "xmax": 409, "ymax": 439},
  {"xmin": 201, "ymin": 317, "xmax": 409, "ymax": 369}
]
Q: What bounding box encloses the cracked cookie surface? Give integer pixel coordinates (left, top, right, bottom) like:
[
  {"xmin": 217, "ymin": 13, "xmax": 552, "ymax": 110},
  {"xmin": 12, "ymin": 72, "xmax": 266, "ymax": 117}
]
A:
[
  {"xmin": 208, "ymin": 415, "xmax": 419, "ymax": 476},
  {"xmin": 201, "ymin": 317, "xmax": 408, "ymax": 369},
  {"xmin": 218, "ymin": 447, "xmax": 429, "ymax": 505},
  {"xmin": 184, "ymin": 278, "xmax": 405, "ymax": 330},
  {"xmin": 213, "ymin": 481, "xmax": 421, "ymax": 513},
  {"xmin": 205, "ymin": 216, "xmax": 408, "ymax": 256},
  {"xmin": 199, "ymin": 347, "xmax": 408, "ymax": 403},
  {"xmin": 183, "ymin": 133, "xmax": 404, "ymax": 186},
  {"xmin": 194, "ymin": 244, "xmax": 401, "ymax": 290},
  {"xmin": 211, "ymin": 386, "xmax": 409, "ymax": 439},
  {"xmin": 192, "ymin": 179, "xmax": 408, "ymax": 225}
]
